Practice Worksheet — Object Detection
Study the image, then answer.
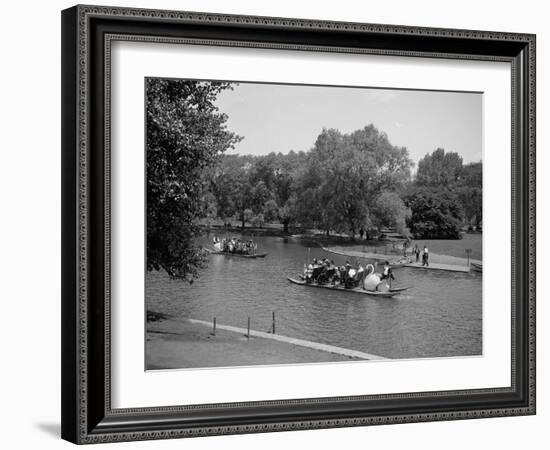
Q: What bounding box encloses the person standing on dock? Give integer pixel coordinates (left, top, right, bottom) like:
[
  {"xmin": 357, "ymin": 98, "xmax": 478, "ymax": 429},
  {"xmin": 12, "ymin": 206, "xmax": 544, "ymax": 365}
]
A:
[
  {"xmin": 422, "ymin": 245, "xmax": 429, "ymax": 266},
  {"xmin": 414, "ymin": 244, "xmax": 420, "ymax": 263}
]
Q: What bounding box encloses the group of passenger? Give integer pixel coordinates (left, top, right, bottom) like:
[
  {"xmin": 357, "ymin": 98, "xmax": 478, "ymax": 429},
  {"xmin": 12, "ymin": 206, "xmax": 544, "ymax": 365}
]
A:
[
  {"xmin": 212, "ymin": 236, "xmax": 258, "ymax": 255},
  {"xmin": 303, "ymin": 258, "xmax": 395, "ymax": 290}
]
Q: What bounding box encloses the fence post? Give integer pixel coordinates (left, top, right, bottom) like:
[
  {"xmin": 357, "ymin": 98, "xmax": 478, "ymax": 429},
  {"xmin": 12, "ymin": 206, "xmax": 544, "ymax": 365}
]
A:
[
  {"xmin": 247, "ymin": 317, "xmax": 251, "ymax": 339},
  {"xmin": 466, "ymin": 249, "xmax": 472, "ymax": 267},
  {"xmin": 272, "ymin": 311, "xmax": 276, "ymax": 334},
  {"xmin": 212, "ymin": 317, "xmax": 216, "ymax": 336}
]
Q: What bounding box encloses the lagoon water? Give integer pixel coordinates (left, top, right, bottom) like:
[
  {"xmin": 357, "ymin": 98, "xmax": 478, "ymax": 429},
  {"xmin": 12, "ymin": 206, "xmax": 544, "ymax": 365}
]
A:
[{"xmin": 147, "ymin": 234, "xmax": 482, "ymax": 360}]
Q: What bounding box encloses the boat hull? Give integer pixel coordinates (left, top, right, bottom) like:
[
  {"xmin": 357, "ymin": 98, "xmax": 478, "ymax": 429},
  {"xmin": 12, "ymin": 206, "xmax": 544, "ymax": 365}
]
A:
[
  {"xmin": 287, "ymin": 277, "xmax": 408, "ymax": 297},
  {"xmin": 206, "ymin": 247, "xmax": 267, "ymax": 258}
]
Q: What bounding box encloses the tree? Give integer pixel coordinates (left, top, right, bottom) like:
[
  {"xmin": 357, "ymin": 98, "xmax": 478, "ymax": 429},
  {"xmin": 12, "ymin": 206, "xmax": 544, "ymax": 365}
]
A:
[
  {"xmin": 412, "ymin": 150, "xmax": 482, "ymax": 234},
  {"xmin": 294, "ymin": 148, "xmax": 340, "ymax": 235},
  {"xmin": 457, "ymin": 186, "xmax": 482, "ymax": 230},
  {"xmin": 146, "ymin": 79, "xmax": 241, "ymax": 280},
  {"xmin": 460, "ymin": 161, "xmax": 482, "ymax": 186},
  {"xmin": 278, "ymin": 195, "xmax": 298, "ymax": 233},
  {"xmin": 348, "ymin": 125, "xmax": 413, "ymax": 191},
  {"xmin": 416, "ymin": 148, "xmax": 463, "ymax": 188},
  {"xmin": 294, "ymin": 126, "xmax": 413, "ymax": 237},
  {"xmin": 207, "ymin": 125, "xmax": 414, "ymax": 238},
  {"xmin": 243, "ymin": 208, "xmax": 254, "ymax": 226},
  {"xmin": 251, "ymin": 213, "xmax": 265, "ymax": 228},
  {"xmin": 250, "ymin": 181, "xmax": 272, "ymax": 214},
  {"xmin": 249, "ymin": 151, "xmax": 303, "ymax": 232},
  {"xmin": 405, "ymin": 188, "xmax": 463, "ymax": 239},
  {"xmin": 457, "ymin": 162, "xmax": 482, "ymax": 229},
  {"xmin": 372, "ymin": 191, "xmax": 411, "ymax": 237},
  {"xmin": 263, "ymin": 199, "xmax": 279, "ymax": 223},
  {"xmin": 200, "ymin": 191, "xmax": 218, "ymax": 229},
  {"xmin": 210, "ymin": 155, "xmax": 253, "ymax": 229}
]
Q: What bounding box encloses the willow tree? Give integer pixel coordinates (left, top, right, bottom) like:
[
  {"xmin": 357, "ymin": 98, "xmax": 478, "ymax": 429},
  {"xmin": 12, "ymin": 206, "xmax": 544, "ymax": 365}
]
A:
[
  {"xmin": 295, "ymin": 126, "xmax": 413, "ymax": 237},
  {"xmin": 146, "ymin": 79, "xmax": 241, "ymax": 280}
]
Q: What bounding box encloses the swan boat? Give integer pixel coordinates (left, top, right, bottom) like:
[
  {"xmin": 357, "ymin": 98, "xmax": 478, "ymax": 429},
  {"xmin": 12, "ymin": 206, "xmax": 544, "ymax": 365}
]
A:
[
  {"xmin": 287, "ymin": 277, "xmax": 410, "ymax": 298},
  {"xmin": 289, "ymin": 263, "xmax": 411, "ymax": 298}
]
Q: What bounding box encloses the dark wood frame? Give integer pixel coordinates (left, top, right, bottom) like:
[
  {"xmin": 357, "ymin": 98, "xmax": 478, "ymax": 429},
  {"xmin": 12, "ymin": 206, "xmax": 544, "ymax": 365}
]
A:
[{"xmin": 61, "ymin": 4, "xmax": 536, "ymax": 444}]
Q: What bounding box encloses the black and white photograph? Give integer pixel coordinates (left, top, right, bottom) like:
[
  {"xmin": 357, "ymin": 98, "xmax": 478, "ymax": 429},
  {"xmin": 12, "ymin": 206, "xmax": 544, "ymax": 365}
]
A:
[
  {"xmin": 0, "ymin": 0, "xmax": 544, "ymax": 446},
  {"xmin": 145, "ymin": 78, "xmax": 483, "ymax": 370}
]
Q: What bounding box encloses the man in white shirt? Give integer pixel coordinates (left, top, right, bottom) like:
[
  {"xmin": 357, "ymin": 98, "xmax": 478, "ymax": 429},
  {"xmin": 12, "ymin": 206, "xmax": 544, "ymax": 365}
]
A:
[{"xmin": 422, "ymin": 245, "xmax": 429, "ymax": 266}]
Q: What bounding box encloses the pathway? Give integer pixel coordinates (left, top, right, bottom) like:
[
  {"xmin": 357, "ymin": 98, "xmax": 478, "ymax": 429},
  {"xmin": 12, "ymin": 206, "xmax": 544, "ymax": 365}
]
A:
[{"xmin": 188, "ymin": 318, "xmax": 388, "ymax": 361}]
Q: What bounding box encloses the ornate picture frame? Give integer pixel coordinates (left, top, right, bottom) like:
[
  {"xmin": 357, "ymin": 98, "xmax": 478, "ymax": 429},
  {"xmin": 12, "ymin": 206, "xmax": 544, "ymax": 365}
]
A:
[{"xmin": 61, "ymin": 5, "xmax": 536, "ymax": 444}]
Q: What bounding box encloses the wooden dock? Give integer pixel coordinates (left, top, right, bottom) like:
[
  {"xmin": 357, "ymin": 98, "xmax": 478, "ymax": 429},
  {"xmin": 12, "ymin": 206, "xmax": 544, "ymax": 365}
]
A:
[
  {"xmin": 322, "ymin": 246, "xmax": 472, "ymax": 274},
  {"xmin": 188, "ymin": 318, "xmax": 388, "ymax": 361},
  {"xmin": 402, "ymin": 262, "xmax": 470, "ymax": 273}
]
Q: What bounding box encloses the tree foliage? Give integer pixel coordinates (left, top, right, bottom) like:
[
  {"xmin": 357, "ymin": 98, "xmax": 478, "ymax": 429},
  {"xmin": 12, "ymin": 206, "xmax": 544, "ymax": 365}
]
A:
[
  {"xmin": 372, "ymin": 191, "xmax": 411, "ymax": 237},
  {"xmin": 146, "ymin": 79, "xmax": 241, "ymax": 279},
  {"xmin": 207, "ymin": 125, "xmax": 413, "ymax": 237},
  {"xmin": 416, "ymin": 148, "xmax": 463, "ymax": 188},
  {"xmin": 405, "ymin": 188, "xmax": 464, "ymax": 239},
  {"xmin": 457, "ymin": 162, "xmax": 483, "ymax": 229},
  {"xmin": 294, "ymin": 126, "xmax": 413, "ymax": 236},
  {"xmin": 210, "ymin": 151, "xmax": 307, "ymax": 231},
  {"xmin": 407, "ymin": 148, "xmax": 482, "ymax": 237}
]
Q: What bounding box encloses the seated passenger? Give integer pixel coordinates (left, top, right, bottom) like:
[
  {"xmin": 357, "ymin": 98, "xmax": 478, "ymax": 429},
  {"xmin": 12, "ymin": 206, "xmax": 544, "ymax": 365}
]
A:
[
  {"xmin": 311, "ymin": 265, "xmax": 324, "ymax": 281},
  {"xmin": 332, "ymin": 269, "xmax": 341, "ymax": 285},
  {"xmin": 339, "ymin": 265, "xmax": 347, "ymax": 284}
]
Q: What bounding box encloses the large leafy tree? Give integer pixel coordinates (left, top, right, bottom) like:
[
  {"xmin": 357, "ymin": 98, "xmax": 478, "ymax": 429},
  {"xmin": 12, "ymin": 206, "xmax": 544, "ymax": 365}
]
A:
[
  {"xmin": 410, "ymin": 149, "xmax": 482, "ymax": 236},
  {"xmin": 212, "ymin": 151, "xmax": 307, "ymax": 233},
  {"xmin": 294, "ymin": 147, "xmax": 340, "ymax": 235},
  {"xmin": 416, "ymin": 148, "xmax": 463, "ymax": 188},
  {"xmin": 278, "ymin": 195, "xmax": 298, "ymax": 233},
  {"xmin": 405, "ymin": 188, "xmax": 463, "ymax": 239},
  {"xmin": 457, "ymin": 162, "xmax": 482, "ymax": 229},
  {"xmin": 249, "ymin": 151, "xmax": 305, "ymax": 232},
  {"xmin": 372, "ymin": 191, "xmax": 411, "ymax": 237},
  {"xmin": 295, "ymin": 126, "xmax": 413, "ymax": 237},
  {"xmin": 210, "ymin": 155, "xmax": 255, "ymax": 229},
  {"xmin": 146, "ymin": 79, "xmax": 241, "ymax": 280}
]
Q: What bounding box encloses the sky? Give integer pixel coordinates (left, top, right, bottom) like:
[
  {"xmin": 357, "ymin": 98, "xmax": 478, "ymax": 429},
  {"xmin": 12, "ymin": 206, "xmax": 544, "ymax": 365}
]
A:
[{"xmin": 214, "ymin": 81, "xmax": 482, "ymax": 166}]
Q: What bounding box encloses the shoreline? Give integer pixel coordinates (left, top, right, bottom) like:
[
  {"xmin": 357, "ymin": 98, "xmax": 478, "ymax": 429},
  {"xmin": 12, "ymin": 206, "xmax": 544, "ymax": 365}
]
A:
[
  {"xmin": 203, "ymin": 226, "xmax": 482, "ymax": 259},
  {"xmin": 146, "ymin": 316, "xmax": 370, "ymax": 370},
  {"xmin": 322, "ymin": 246, "xmax": 481, "ymax": 272}
]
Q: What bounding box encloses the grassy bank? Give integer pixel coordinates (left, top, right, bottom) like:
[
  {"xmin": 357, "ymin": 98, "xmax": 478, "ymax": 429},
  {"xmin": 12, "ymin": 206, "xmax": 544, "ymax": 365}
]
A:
[
  {"xmin": 409, "ymin": 233, "xmax": 482, "ymax": 260},
  {"xmin": 146, "ymin": 315, "xmax": 361, "ymax": 370}
]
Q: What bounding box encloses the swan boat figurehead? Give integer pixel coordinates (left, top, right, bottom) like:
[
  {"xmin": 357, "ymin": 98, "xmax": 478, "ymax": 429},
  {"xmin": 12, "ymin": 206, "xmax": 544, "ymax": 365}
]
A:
[{"xmin": 363, "ymin": 263, "xmax": 390, "ymax": 292}]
